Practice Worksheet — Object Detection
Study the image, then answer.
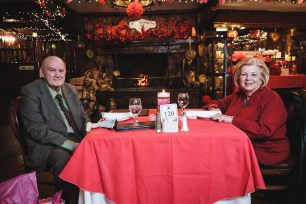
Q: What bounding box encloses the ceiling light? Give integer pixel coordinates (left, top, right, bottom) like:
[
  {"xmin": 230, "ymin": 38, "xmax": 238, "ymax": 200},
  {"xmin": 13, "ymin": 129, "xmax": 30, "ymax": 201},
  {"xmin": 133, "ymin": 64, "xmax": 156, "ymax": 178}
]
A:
[
  {"xmin": 3, "ymin": 19, "xmax": 17, "ymax": 23},
  {"xmin": 216, "ymin": 27, "xmax": 228, "ymax": 32}
]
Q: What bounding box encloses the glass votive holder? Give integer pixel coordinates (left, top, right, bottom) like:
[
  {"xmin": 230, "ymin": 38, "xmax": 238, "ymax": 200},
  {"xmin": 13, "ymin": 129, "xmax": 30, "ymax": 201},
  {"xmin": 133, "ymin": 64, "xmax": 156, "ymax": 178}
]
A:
[{"xmin": 157, "ymin": 91, "xmax": 170, "ymax": 107}]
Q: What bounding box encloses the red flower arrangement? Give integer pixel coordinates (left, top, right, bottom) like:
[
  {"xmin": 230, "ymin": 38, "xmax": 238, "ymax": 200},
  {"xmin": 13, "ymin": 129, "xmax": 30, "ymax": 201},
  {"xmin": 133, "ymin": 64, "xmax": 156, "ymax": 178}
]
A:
[
  {"xmin": 127, "ymin": 0, "xmax": 144, "ymax": 19},
  {"xmin": 232, "ymin": 52, "xmax": 247, "ymax": 63},
  {"xmin": 268, "ymin": 61, "xmax": 282, "ymax": 76},
  {"xmin": 98, "ymin": 0, "xmax": 106, "ymax": 5},
  {"xmin": 87, "ymin": 17, "xmax": 191, "ymax": 42}
]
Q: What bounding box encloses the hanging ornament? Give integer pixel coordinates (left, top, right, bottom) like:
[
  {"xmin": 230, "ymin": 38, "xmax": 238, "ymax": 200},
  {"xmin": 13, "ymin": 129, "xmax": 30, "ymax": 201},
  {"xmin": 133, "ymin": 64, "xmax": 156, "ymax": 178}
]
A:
[
  {"xmin": 270, "ymin": 32, "xmax": 280, "ymax": 43},
  {"xmin": 227, "ymin": 30, "xmax": 238, "ymax": 38},
  {"xmin": 127, "ymin": 0, "xmax": 144, "ymax": 19}
]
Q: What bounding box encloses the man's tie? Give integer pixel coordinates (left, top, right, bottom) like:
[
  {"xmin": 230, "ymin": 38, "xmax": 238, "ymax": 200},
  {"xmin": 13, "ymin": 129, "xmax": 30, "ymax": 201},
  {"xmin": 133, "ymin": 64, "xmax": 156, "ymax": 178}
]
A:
[{"xmin": 55, "ymin": 94, "xmax": 83, "ymax": 141}]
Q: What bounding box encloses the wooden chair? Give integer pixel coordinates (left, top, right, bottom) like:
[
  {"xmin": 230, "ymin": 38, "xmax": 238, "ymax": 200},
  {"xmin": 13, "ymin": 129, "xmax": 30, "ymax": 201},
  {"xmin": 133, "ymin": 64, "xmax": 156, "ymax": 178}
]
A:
[
  {"xmin": 8, "ymin": 96, "xmax": 55, "ymax": 187},
  {"xmin": 259, "ymin": 90, "xmax": 306, "ymax": 204}
]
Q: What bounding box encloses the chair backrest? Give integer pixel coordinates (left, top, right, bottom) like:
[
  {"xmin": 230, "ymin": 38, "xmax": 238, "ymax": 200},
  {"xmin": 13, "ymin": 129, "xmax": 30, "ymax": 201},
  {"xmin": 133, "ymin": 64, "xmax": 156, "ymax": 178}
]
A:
[
  {"xmin": 280, "ymin": 90, "xmax": 306, "ymax": 204},
  {"xmin": 8, "ymin": 96, "xmax": 56, "ymax": 188},
  {"xmin": 280, "ymin": 90, "xmax": 305, "ymax": 162},
  {"xmin": 8, "ymin": 96, "xmax": 29, "ymax": 170}
]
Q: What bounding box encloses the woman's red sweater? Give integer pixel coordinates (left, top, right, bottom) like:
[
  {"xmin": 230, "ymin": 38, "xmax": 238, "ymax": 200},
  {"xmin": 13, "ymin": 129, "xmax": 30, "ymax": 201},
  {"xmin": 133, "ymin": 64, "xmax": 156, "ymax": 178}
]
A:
[{"xmin": 215, "ymin": 87, "xmax": 290, "ymax": 166}]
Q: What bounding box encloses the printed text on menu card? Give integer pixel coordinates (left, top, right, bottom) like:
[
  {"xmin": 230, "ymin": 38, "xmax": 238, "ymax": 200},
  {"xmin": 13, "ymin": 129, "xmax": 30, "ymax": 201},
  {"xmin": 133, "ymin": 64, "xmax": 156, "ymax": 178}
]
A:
[{"xmin": 160, "ymin": 103, "xmax": 178, "ymax": 122}]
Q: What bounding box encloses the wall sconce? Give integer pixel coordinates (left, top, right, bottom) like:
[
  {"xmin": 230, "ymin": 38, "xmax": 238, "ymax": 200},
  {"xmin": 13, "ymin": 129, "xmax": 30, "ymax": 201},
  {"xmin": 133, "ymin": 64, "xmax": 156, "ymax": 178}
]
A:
[{"xmin": 191, "ymin": 26, "xmax": 197, "ymax": 37}]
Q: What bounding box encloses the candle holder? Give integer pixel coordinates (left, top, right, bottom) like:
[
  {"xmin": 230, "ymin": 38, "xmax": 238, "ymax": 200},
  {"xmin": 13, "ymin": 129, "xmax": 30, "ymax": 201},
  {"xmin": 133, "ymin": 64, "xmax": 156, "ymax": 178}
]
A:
[{"xmin": 157, "ymin": 90, "xmax": 170, "ymax": 109}]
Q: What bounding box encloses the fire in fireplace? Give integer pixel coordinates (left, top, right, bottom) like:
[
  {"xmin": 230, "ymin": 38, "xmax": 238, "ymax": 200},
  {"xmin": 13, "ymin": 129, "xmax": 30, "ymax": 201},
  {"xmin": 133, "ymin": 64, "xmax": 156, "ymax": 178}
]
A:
[
  {"xmin": 135, "ymin": 74, "xmax": 150, "ymax": 87},
  {"xmin": 114, "ymin": 53, "xmax": 168, "ymax": 88}
]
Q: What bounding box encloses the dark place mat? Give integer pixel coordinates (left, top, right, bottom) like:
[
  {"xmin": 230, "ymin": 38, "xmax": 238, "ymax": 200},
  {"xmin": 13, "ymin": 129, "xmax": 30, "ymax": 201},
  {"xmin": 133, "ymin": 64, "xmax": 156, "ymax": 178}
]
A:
[
  {"xmin": 115, "ymin": 121, "xmax": 155, "ymax": 131},
  {"xmin": 112, "ymin": 109, "xmax": 149, "ymax": 116}
]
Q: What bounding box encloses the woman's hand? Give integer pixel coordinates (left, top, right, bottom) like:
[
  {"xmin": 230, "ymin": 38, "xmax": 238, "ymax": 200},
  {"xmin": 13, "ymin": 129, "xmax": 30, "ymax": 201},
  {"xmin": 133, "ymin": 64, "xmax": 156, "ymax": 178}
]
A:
[{"xmin": 211, "ymin": 113, "xmax": 234, "ymax": 123}]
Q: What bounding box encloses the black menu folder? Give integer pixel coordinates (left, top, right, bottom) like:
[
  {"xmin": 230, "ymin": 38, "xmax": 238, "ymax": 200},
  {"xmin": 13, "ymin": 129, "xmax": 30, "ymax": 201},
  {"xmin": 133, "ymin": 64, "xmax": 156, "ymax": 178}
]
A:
[{"xmin": 115, "ymin": 120, "xmax": 155, "ymax": 131}]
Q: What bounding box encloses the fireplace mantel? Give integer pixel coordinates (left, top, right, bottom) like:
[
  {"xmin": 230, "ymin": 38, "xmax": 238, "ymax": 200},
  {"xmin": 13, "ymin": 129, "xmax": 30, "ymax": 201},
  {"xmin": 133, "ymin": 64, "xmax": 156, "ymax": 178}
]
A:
[{"xmin": 88, "ymin": 38, "xmax": 196, "ymax": 54}]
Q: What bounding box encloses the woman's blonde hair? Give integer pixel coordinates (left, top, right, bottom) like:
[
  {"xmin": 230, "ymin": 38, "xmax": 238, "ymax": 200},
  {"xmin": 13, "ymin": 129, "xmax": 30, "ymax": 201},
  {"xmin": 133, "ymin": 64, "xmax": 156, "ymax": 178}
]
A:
[{"xmin": 233, "ymin": 57, "xmax": 270, "ymax": 88}]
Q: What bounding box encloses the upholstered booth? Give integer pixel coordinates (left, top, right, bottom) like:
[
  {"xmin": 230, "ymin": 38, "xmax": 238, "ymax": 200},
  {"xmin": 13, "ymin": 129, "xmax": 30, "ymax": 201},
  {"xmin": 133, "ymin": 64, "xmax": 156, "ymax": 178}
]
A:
[
  {"xmin": 260, "ymin": 90, "xmax": 306, "ymax": 204},
  {"xmin": 8, "ymin": 96, "xmax": 55, "ymax": 187}
]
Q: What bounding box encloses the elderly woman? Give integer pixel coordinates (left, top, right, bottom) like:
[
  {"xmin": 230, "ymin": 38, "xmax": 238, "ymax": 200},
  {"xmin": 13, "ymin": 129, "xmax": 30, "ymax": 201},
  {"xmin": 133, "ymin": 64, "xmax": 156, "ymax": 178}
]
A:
[{"xmin": 209, "ymin": 58, "xmax": 290, "ymax": 166}]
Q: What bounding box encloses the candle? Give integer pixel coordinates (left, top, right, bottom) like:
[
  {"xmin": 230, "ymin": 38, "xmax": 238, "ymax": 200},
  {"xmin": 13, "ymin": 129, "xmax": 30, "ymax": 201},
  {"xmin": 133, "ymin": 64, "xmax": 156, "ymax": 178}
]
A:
[
  {"xmin": 285, "ymin": 55, "xmax": 291, "ymax": 62},
  {"xmin": 157, "ymin": 90, "xmax": 170, "ymax": 106}
]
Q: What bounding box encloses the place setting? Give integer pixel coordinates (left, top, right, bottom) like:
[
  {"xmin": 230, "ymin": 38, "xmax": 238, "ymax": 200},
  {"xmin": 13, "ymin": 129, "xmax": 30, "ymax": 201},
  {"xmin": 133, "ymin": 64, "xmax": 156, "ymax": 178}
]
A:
[
  {"xmin": 114, "ymin": 98, "xmax": 155, "ymax": 131},
  {"xmin": 86, "ymin": 97, "xmax": 155, "ymax": 132}
]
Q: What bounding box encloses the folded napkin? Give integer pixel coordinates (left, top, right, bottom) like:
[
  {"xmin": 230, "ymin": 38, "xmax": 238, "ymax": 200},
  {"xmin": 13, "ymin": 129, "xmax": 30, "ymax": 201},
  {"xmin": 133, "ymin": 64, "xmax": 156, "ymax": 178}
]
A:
[
  {"xmin": 102, "ymin": 112, "xmax": 133, "ymax": 121},
  {"xmin": 185, "ymin": 110, "xmax": 221, "ymax": 119},
  {"xmin": 86, "ymin": 120, "xmax": 116, "ymax": 132}
]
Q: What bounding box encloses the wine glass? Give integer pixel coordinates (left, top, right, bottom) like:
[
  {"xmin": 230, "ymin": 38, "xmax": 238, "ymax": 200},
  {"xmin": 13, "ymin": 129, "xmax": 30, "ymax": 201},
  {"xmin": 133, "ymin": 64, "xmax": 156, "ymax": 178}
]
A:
[
  {"xmin": 177, "ymin": 93, "xmax": 189, "ymax": 113},
  {"xmin": 129, "ymin": 98, "xmax": 142, "ymax": 123}
]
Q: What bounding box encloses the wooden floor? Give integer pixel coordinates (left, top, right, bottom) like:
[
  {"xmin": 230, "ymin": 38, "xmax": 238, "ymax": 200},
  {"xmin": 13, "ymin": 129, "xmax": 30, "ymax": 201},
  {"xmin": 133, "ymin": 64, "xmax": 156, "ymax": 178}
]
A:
[{"xmin": 0, "ymin": 98, "xmax": 289, "ymax": 203}]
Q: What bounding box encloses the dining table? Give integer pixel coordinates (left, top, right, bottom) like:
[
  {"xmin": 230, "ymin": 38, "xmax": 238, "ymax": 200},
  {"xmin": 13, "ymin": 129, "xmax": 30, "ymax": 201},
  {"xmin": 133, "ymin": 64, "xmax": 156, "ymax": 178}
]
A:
[
  {"xmin": 60, "ymin": 109, "xmax": 265, "ymax": 204},
  {"xmin": 234, "ymin": 74, "xmax": 306, "ymax": 92},
  {"xmin": 267, "ymin": 74, "xmax": 306, "ymax": 89}
]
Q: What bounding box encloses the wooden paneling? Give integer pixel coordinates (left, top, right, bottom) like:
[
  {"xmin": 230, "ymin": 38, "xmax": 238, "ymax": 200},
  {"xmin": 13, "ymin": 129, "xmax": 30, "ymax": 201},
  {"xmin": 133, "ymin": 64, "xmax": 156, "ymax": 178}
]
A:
[{"xmin": 0, "ymin": 63, "xmax": 38, "ymax": 98}]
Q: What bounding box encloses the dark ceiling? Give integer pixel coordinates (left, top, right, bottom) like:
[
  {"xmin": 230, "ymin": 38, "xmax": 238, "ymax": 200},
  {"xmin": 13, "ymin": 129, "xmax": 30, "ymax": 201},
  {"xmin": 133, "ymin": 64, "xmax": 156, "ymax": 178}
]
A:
[
  {"xmin": 1, "ymin": 0, "xmax": 306, "ymax": 42},
  {"xmin": 1, "ymin": 0, "xmax": 306, "ymax": 13}
]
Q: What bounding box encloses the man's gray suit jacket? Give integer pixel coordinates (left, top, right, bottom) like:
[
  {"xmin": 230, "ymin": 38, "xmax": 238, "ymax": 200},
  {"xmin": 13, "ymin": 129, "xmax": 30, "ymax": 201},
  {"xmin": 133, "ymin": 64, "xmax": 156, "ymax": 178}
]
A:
[{"xmin": 19, "ymin": 78, "xmax": 91, "ymax": 171}]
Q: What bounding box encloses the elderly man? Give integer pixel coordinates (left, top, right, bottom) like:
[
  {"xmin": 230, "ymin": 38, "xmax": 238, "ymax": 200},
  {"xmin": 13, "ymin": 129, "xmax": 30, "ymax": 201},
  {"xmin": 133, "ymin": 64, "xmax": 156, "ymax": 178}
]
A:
[{"xmin": 19, "ymin": 56, "xmax": 91, "ymax": 203}]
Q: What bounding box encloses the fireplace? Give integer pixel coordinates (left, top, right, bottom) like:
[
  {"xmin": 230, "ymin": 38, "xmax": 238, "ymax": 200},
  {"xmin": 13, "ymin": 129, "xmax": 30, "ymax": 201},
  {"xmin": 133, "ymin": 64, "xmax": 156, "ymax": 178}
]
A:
[
  {"xmin": 92, "ymin": 40, "xmax": 202, "ymax": 109},
  {"xmin": 113, "ymin": 53, "xmax": 168, "ymax": 88}
]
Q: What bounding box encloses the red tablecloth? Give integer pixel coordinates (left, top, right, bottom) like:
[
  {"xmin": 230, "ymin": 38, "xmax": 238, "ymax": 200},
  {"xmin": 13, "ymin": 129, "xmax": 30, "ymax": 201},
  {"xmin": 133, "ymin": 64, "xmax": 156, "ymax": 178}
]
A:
[
  {"xmin": 234, "ymin": 74, "xmax": 306, "ymax": 92},
  {"xmin": 268, "ymin": 74, "xmax": 306, "ymax": 89},
  {"xmin": 60, "ymin": 111, "xmax": 265, "ymax": 204}
]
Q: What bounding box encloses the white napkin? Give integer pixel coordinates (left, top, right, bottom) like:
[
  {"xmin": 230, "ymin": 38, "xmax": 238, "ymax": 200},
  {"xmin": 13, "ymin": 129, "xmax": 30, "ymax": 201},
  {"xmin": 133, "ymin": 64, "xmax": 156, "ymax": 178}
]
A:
[
  {"xmin": 101, "ymin": 112, "xmax": 133, "ymax": 121},
  {"xmin": 86, "ymin": 120, "xmax": 116, "ymax": 132},
  {"xmin": 185, "ymin": 110, "xmax": 221, "ymax": 119}
]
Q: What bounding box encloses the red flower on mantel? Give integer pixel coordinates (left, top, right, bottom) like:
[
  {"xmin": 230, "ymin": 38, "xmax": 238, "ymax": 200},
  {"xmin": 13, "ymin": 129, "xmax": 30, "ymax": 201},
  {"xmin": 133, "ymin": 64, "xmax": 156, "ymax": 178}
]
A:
[
  {"xmin": 98, "ymin": 0, "xmax": 106, "ymax": 5},
  {"xmin": 127, "ymin": 0, "xmax": 144, "ymax": 19},
  {"xmin": 88, "ymin": 17, "xmax": 191, "ymax": 42}
]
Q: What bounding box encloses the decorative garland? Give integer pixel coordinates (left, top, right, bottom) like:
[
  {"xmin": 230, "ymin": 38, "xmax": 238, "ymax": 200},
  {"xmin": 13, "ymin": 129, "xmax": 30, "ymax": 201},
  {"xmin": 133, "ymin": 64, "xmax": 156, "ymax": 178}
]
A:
[
  {"xmin": 36, "ymin": 0, "xmax": 67, "ymax": 18},
  {"xmin": 86, "ymin": 17, "xmax": 191, "ymax": 42},
  {"xmin": 1, "ymin": 11, "xmax": 70, "ymax": 41}
]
